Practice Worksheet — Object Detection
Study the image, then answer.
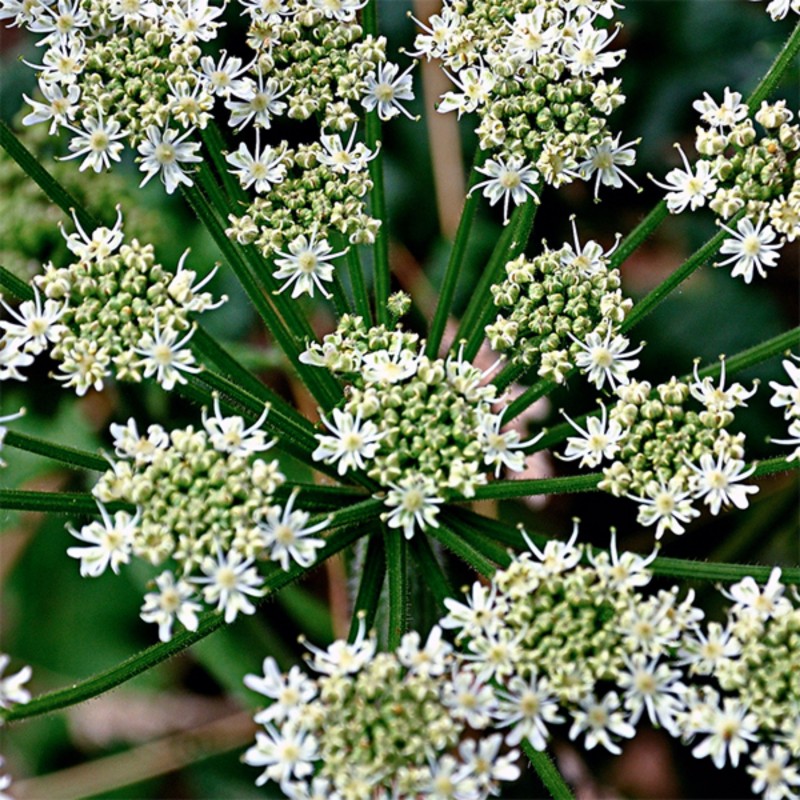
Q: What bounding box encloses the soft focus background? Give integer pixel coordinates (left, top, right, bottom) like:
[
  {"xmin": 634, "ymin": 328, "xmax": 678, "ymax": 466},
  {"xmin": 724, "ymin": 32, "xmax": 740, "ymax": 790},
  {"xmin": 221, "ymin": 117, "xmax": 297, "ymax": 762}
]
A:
[{"xmin": 0, "ymin": 1, "xmax": 798, "ymax": 797}]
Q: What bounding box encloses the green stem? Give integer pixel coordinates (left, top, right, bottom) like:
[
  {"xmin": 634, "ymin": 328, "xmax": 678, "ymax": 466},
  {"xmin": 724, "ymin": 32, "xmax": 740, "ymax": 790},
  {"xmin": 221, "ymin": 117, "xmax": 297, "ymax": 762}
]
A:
[
  {"xmin": 460, "ymin": 197, "xmax": 539, "ymax": 360},
  {"xmin": 1, "ymin": 432, "xmax": 107, "ymax": 473},
  {"xmin": 426, "ymin": 148, "xmax": 489, "ymax": 358},
  {"xmin": 504, "ymin": 376, "xmax": 558, "ymax": 421},
  {"xmin": 362, "ymin": 0, "xmax": 389, "ymax": 324},
  {"xmin": 522, "ymin": 743, "xmax": 576, "ymax": 800},
  {"xmin": 345, "ymin": 245, "xmax": 373, "ymax": 323},
  {"xmin": 0, "ymin": 490, "xmax": 130, "ymax": 515},
  {"xmin": 426, "ymin": 522, "xmax": 498, "ymax": 578},
  {"xmin": 408, "ymin": 534, "xmax": 455, "ymax": 610},
  {"xmin": 492, "ymin": 359, "xmax": 529, "ymax": 393},
  {"xmin": 200, "ymin": 122, "xmax": 247, "ymax": 205},
  {"xmin": 441, "ymin": 512, "xmax": 512, "ymax": 568},
  {"xmin": 1, "ymin": 514, "xmax": 374, "ymax": 725},
  {"xmin": 608, "ymin": 202, "xmax": 669, "ymax": 272},
  {"xmin": 330, "ymin": 270, "xmax": 355, "ymax": 318},
  {"xmin": 746, "ymin": 20, "xmax": 800, "ymax": 112},
  {"xmin": 0, "ymin": 265, "xmax": 34, "ymax": 301},
  {"xmin": 470, "ymin": 473, "xmax": 601, "ymax": 501},
  {"xmin": 0, "ymin": 121, "xmax": 101, "ymax": 233},
  {"xmin": 349, "ymin": 533, "xmax": 386, "ymax": 639},
  {"xmin": 383, "ymin": 525, "xmax": 409, "ymax": 649}
]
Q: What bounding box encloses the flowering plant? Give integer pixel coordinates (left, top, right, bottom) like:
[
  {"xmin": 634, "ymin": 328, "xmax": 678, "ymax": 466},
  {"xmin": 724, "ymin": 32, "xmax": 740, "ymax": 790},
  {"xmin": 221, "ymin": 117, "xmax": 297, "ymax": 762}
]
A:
[{"xmin": 0, "ymin": 0, "xmax": 798, "ymax": 797}]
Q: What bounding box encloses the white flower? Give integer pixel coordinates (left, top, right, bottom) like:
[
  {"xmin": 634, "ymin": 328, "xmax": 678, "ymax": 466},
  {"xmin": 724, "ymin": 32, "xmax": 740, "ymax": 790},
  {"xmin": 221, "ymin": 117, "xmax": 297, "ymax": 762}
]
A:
[
  {"xmin": 193, "ymin": 549, "xmax": 265, "ymax": 623},
  {"xmin": 717, "ymin": 213, "xmax": 783, "ymax": 283},
  {"xmin": 61, "ymin": 110, "xmax": 126, "ymax": 173},
  {"xmin": 382, "ymin": 473, "xmax": 444, "ymax": 539},
  {"xmin": 689, "ymin": 357, "xmax": 758, "ymax": 413},
  {"xmin": 769, "ymin": 355, "xmax": 800, "ymax": 419},
  {"xmin": 771, "ymin": 418, "xmax": 800, "ymax": 461},
  {"xmin": 568, "ymin": 691, "xmax": 636, "ymax": 755},
  {"xmin": 22, "ymin": 81, "xmax": 80, "ymax": 133},
  {"xmin": 693, "ymin": 87, "xmax": 748, "ymax": 130},
  {"xmin": 225, "ymin": 140, "xmax": 286, "ymax": 194},
  {"xmin": 441, "ymin": 582, "xmax": 504, "ymax": 640},
  {"xmin": 631, "ymin": 477, "xmax": 700, "ymax": 539},
  {"xmin": 761, "ymin": 0, "xmax": 800, "ymax": 22},
  {"xmin": 25, "ymin": 38, "xmax": 85, "ymax": 84},
  {"xmin": 109, "ymin": 417, "xmax": 169, "ymax": 464},
  {"xmin": 616, "ymin": 653, "xmax": 686, "ymax": 735},
  {"xmin": 576, "ymin": 134, "xmax": 640, "ymax": 199},
  {"xmin": 302, "ymin": 614, "xmax": 376, "ymax": 676},
  {"xmin": 561, "ymin": 23, "xmax": 625, "ymax": 76},
  {"xmin": 396, "ymin": 625, "xmax": 452, "ymax": 677},
  {"xmin": 163, "ymin": 0, "xmax": 225, "ymax": 43},
  {"xmin": 650, "ymin": 144, "xmax": 717, "ymax": 213},
  {"xmin": 561, "ymin": 217, "xmax": 620, "ymax": 275},
  {"xmin": 494, "ymin": 673, "xmax": 563, "ymax": 749},
  {"xmin": 202, "ymin": 396, "xmax": 273, "ymax": 455},
  {"xmin": 458, "ymin": 734, "xmax": 521, "ymax": 791},
  {"xmin": 722, "ymin": 566, "xmax": 792, "ymax": 620},
  {"xmin": 691, "ymin": 697, "xmax": 759, "ymax": 769},
  {"xmin": 66, "ymin": 502, "xmax": 139, "ymax": 577},
  {"xmin": 167, "ymin": 78, "xmax": 214, "ymax": 128},
  {"xmin": 505, "ymin": 8, "xmax": 558, "ymax": 64},
  {"xmin": 361, "ymin": 346, "xmax": 419, "ymax": 384},
  {"xmin": 462, "ymin": 628, "xmax": 524, "ymax": 683},
  {"xmin": 0, "ymin": 654, "xmax": 32, "ymax": 710},
  {"xmin": 478, "ymin": 410, "xmax": 543, "ymax": 476},
  {"xmin": 244, "ymin": 657, "xmax": 317, "ymax": 725},
  {"xmin": 423, "ymin": 754, "xmax": 478, "ymax": 800},
  {"xmin": 747, "ymin": 745, "xmax": 800, "ymax": 800},
  {"xmin": 521, "ymin": 521, "xmax": 582, "ymax": 575},
  {"xmin": 560, "ymin": 404, "xmax": 624, "ymax": 468},
  {"xmin": 0, "ymin": 337, "xmax": 35, "ymax": 381},
  {"xmin": 361, "ymin": 62, "xmax": 416, "ymax": 121},
  {"xmin": 132, "ymin": 320, "xmax": 202, "ymax": 391},
  {"xmin": 677, "ymin": 621, "xmax": 742, "ymax": 673},
  {"xmin": 167, "ymin": 251, "xmax": 227, "ymax": 312},
  {"xmin": 437, "ymin": 66, "xmax": 496, "ymax": 117},
  {"xmin": 196, "ymin": 50, "xmax": 249, "ymax": 97},
  {"xmin": 316, "ymin": 127, "xmax": 377, "ymax": 174},
  {"xmin": 243, "ymin": 724, "xmax": 318, "ymax": 788},
  {"xmin": 686, "ymin": 452, "xmax": 758, "ymax": 515},
  {"xmin": 571, "ymin": 329, "xmax": 642, "ymax": 390},
  {"xmin": 61, "ymin": 205, "xmax": 124, "ymax": 260},
  {"xmin": 273, "ymin": 231, "xmax": 345, "ymax": 299},
  {"xmin": 140, "ymin": 571, "xmax": 202, "ymax": 642},
  {"xmin": 312, "ymin": 408, "xmax": 384, "ymax": 475},
  {"xmin": 137, "ymin": 126, "xmax": 202, "ymax": 194},
  {"xmin": 0, "ymin": 285, "xmax": 66, "ymax": 355},
  {"xmin": 442, "ymin": 670, "xmax": 498, "ymax": 729},
  {"xmin": 470, "ymin": 155, "xmax": 540, "ymax": 224},
  {"xmin": 225, "ymin": 73, "xmax": 289, "ymax": 130},
  {"xmin": 310, "ymin": 0, "xmax": 367, "ymax": 21},
  {"xmin": 258, "ymin": 490, "xmax": 329, "ymax": 571},
  {"xmin": 588, "ymin": 529, "xmax": 657, "ymax": 591},
  {"xmin": 0, "ymin": 755, "xmax": 13, "ymax": 800}
]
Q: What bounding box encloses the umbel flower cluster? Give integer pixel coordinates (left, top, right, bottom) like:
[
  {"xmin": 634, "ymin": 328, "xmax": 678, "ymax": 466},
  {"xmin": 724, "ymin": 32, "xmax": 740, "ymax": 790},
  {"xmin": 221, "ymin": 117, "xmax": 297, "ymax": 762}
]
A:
[
  {"xmin": 8, "ymin": 0, "xmax": 416, "ymax": 297},
  {"xmin": 653, "ymin": 91, "xmax": 800, "ymax": 284},
  {"xmin": 563, "ymin": 365, "xmax": 759, "ymax": 538},
  {"xmin": 243, "ymin": 621, "xmax": 521, "ymax": 800},
  {"xmin": 302, "ymin": 314, "xmax": 539, "ymax": 538},
  {"xmin": 0, "ymin": 212, "xmax": 224, "ymax": 394},
  {"xmin": 413, "ymin": 0, "xmax": 637, "ymax": 217},
  {"xmin": 485, "ymin": 220, "xmax": 640, "ymax": 389},
  {"xmin": 245, "ymin": 529, "xmax": 800, "ymax": 800},
  {"xmin": 67, "ymin": 403, "xmax": 329, "ymax": 641}
]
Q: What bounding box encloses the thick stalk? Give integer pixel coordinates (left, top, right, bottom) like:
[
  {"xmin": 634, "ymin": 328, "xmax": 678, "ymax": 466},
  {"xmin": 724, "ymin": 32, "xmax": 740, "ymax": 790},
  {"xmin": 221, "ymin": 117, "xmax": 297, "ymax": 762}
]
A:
[
  {"xmin": 383, "ymin": 526, "xmax": 409, "ymax": 649},
  {"xmin": 523, "ymin": 743, "xmax": 576, "ymax": 800},
  {"xmin": 348, "ymin": 533, "xmax": 386, "ymax": 639}
]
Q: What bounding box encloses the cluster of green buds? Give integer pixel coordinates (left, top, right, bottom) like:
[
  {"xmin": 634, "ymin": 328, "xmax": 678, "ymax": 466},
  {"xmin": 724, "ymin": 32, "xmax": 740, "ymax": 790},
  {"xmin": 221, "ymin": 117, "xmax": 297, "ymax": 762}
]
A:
[
  {"xmin": 243, "ymin": 619, "xmax": 521, "ymax": 799},
  {"xmin": 485, "ymin": 221, "xmax": 639, "ymax": 389},
  {"xmin": 677, "ymin": 568, "xmax": 800, "ymax": 793},
  {"xmin": 563, "ymin": 364, "xmax": 759, "ymax": 538},
  {"xmin": 302, "ymin": 315, "xmax": 540, "ymax": 538},
  {"xmin": 443, "ymin": 525, "xmax": 699, "ymax": 755},
  {"xmin": 769, "ymin": 353, "xmax": 800, "ymax": 461},
  {"xmin": 66, "ymin": 404, "xmax": 330, "ymax": 641},
  {"xmin": 412, "ymin": 0, "xmax": 637, "ymax": 217},
  {"xmin": 652, "ymin": 91, "xmax": 799, "ymax": 283},
  {"xmin": 0, "ymin": 211, "xmax": 225, "ymax": 395}
]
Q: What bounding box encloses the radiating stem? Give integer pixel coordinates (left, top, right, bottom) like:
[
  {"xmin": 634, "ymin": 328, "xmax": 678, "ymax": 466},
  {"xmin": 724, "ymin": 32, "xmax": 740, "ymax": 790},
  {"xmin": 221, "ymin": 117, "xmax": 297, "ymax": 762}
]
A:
[
  {"xmin": 2, "ymin": 432, "xmax": 107, "ymax": 473},
  {"xmin": 426, "ymin": 147, "xmax": 489, "ymax": 358},
  {"xmin": 459, "ymin": 197, "xmax": 539, "ymax": 360},
  {"xmin": 384, "ymin": 526, "xmax": 409, "ymax": 649},
  {"xmin": 349, "ymin": 533, "xmax": 386, "ymax": 639},
  {"xmin": 523, "ymin": 743, "xmax": 576, "ymax": 800}
]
